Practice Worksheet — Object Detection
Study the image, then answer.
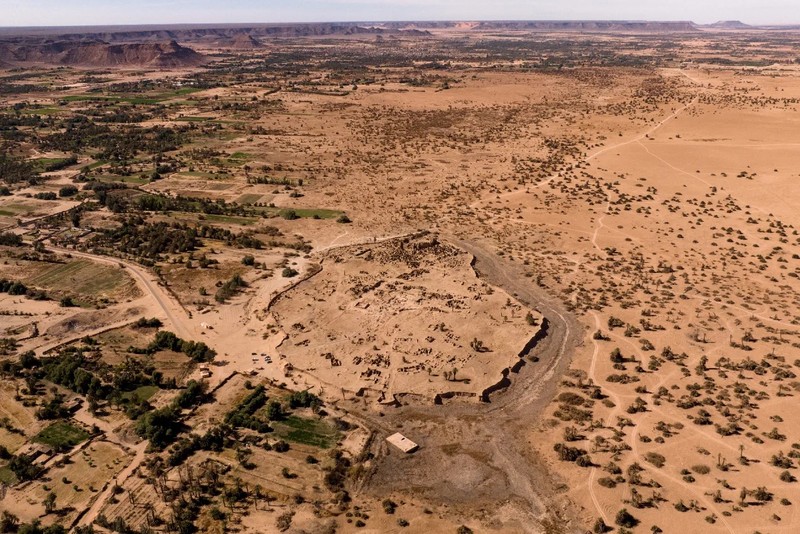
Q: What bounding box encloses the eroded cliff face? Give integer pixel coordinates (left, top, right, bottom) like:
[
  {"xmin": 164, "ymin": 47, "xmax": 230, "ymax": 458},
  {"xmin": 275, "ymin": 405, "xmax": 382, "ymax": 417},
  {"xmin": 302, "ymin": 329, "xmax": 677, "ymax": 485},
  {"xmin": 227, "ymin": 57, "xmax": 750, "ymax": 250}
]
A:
[{"xmin": 0, "ymin": 39, "xmax": 206, "ymax": 68}]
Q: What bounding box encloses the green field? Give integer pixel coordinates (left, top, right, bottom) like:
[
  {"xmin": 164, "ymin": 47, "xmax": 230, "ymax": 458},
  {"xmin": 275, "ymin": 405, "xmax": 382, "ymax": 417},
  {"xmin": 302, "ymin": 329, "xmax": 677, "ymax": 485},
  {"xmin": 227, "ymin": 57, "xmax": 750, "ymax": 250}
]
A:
[
  {"xmin": 0, "ymin": 202, "xmax": 36, "ymax": 216},
  {"xmin": 273, "ymin": 416, "xmax": 339, "ymax": 449},
  {"xmin": 26, "ymin": 259, "xmax": 130, "ymax": 297},
  {"xmin": 178, "ymin": 171, "xmax": 232, "ymax": 180},
  {"xmin": 175, "ymin": 206, "xmax": 342, "ymax": 223},
  {"xmin": 96, "ymin": 174, "xmax": 150, "ymax": 185},
  {"xmin": 0, "ymin": 466, "xmax": 17, "ymax": 485},
  {"xmin": 62, "ymin": 95, "xmax": 158, "ymax": 105},
  {"xmin": 121, "ymin": 385, "xmax": 159, "ymax": 403},
  {"xmin": 81, "ymin": 161, "xmax": 107, "ymax": 172},
  {"xmin": 175, "ymin": 116, "xmax": 210, "ymax": 122},
  {"xmin": 258, "ymin": 206, "xmax": 344, "ymax": 220},
  {"xmin": 30, "ymin": 156, "xmax": 75, "ymax": 173},
  {"xmin": 34, "ymin": 421, "xmax": 90, "ymax": 451},
  {"xmin": 227, "ymin": 152, "xmax": 253, "ymax": 166},
  {"xmin": 62, "ymin": 87, "xmax": 202, "ymax": 106},
  {"xmin": 201, "ymin": 214, "xmax": 257, "ymax": 226}
]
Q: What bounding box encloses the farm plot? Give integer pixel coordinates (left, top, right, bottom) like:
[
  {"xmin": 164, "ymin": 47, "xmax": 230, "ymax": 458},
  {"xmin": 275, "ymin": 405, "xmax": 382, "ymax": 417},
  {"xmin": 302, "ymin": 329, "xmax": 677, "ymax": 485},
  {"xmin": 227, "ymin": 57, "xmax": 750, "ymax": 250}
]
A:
[
  {"xmin": 7, "ymin": 439, "xmax": 131, "ymax": 524},
  {"xmin": 24, "ymin": 259, "xmax": 137, "ymax": 299}
]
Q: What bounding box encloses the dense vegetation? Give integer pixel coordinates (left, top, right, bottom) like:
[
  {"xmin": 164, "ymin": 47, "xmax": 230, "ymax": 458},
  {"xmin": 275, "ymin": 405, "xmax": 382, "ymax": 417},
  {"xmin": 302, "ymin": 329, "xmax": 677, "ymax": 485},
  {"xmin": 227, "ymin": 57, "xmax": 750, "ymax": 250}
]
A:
[
  {"xmin": 40, "ymin": 119, "xmax": 187, "ymax": 162},
  {"xmin": 225, "ymin": 385, "xmax": 271, "ymax": 432},
  {"xmin": 89, "ymin": 217, "xmax": 200, "ymax": 260},
  {"xmin": 41, "ymin": 350, "xmax": 165, "ymax": 418},
  {"xmin": 0, "ymin": 153, "xmax": 37, "ymax": 185},
  {"xmin": 146, "ymin": 330, "xmax": 217, "ymax": 362},
  {"xmin": 0, "ymin": 279, "xmax": 48, "ymax": 301}
]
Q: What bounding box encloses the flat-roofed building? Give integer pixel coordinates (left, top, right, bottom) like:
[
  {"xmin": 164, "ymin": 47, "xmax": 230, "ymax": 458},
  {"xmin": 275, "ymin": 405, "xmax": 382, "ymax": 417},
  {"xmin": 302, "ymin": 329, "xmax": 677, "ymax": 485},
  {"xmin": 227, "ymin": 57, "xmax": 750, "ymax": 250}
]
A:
[{"xmin": 386, "ymin": 432, "xmax": 418, "ymax": 453}]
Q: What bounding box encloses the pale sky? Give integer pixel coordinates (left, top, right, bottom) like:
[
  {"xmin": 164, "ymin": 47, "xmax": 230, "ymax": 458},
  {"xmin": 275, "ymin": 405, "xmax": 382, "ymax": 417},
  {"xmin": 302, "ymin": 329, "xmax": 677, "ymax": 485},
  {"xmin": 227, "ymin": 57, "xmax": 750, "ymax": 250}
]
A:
[{"xmin": 1, "ymin": 0, "xmax": 797, "ymax": 27}]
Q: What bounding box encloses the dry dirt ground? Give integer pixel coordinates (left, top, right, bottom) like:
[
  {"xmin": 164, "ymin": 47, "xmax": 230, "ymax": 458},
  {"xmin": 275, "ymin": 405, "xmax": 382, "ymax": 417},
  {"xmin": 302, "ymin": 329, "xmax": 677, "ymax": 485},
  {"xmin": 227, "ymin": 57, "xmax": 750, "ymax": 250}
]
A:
[
  {"xmin": 271, "ymin": 234, "xmax": 543, "ymax": 404},
  {"xmin": 4, "ymin": 28, "xmax": 800, "ymax": 534}
]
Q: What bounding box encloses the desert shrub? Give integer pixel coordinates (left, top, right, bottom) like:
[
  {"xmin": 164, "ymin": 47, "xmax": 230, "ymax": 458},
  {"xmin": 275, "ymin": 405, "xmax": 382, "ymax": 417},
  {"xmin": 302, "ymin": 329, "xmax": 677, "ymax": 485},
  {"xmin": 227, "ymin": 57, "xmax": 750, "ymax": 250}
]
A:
[
  {"xmin": 276, "ymin": 511, "xmax": 293, "ymax": 531},
  {"xmin": 593, "ymin": 518, "xmax": 610, "ymax": 533},
  {"xmin": 597, "ymin": 477, "xmax": 617, "ymax": 488},
  {"xmin": 382, "ymin": 499, "xmax": 397, "ymax": 514},
  {"xmin": 605, "ymin": 462, "xmax": 622, "ymax": 475},
  {"xmin": 645, "ymin": 452, "xmax": 666, "ymax": 468},
  {"xmin": 59, "ymin": 185, "xmax": 78, "ymax": 197},
  {"xmin": 753, "ymin": 487, "xmax": 773, "ymax": 502},
  {"xmin": 614, "ymin": 508, "xmax": 638, "ymax": 528},
  {"xmin": 133, "ymin": 317, "xmax": 162, "ymax": 328},
  {"xmin": 553, "ymin": 443, "xmax": 587, "ymax": 462},
  {"xmin": 557, "ymin": 392, "xmax": 584, "ymax": 405},
  {"xmin": 0, "ymin": 232, "xmax": 23, "ymax": 246},
  {"xmin": 214, "ymin": 274, "xmax": 247, "ymax": 303}
]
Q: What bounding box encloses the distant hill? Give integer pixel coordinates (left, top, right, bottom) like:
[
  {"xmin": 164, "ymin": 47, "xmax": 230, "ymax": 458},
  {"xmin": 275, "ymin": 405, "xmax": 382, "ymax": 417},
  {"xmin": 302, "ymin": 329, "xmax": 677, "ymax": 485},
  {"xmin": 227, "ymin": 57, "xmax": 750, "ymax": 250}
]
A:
[
  {"xmin": 0, "ymin": 24, "xmax": 432, "ymax": 43},
  {"xmin": 379, "ymin": 20, "xmax": 701, "ymax": 33},
  {"xmin": 0, "ymin": 19, "xmax": 789, "ymax": 50},
  {"xmin": 472, "ymin": 20, "xmax": 700, "ymax": 32},
  {"xmin": 217, "ymin": 34, "xmax": 265, "ymax": 49},
  {"xmin": 705, "ymin": 20, "xmax": 753, "ymax": 29},
  {"xmin": 0, "ymin": 39, "xmax": 206, "ymax": 68}
]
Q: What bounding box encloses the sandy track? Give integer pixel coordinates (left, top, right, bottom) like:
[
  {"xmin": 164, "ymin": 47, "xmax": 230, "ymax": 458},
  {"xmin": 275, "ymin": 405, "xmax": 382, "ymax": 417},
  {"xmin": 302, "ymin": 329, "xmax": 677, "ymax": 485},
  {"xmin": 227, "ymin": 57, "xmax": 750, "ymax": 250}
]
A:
[{"xmin": 46, "ymin": 245, "xmax": 195, "ymax": 340}]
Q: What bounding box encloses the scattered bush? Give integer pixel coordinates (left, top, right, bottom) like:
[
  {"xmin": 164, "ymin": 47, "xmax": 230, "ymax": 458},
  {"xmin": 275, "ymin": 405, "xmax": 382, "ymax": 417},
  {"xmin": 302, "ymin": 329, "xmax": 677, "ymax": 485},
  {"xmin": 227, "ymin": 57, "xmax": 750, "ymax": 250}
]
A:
[{"xmin": 59, "ymin": 185, "xmax": 78, "ymax": 197}]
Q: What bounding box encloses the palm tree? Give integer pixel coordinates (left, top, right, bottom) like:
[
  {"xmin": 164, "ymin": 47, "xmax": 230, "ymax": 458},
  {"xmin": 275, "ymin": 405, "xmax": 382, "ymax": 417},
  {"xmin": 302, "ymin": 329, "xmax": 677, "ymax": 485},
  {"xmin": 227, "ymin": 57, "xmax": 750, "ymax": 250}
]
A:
[
  {"xmin": 0, "ymin": 511, "xmax": 19, "ymax": 532},
  {"xmin": 43, "ymin": 492, "xmax": 57, "ymax": 514},
  {"xmin": 253, "ymin": 484, "xmax": 263, "ymax": 511},
  {"xmin": 144, "ymin": 503, "xmax": 157, "ymax": 526}
]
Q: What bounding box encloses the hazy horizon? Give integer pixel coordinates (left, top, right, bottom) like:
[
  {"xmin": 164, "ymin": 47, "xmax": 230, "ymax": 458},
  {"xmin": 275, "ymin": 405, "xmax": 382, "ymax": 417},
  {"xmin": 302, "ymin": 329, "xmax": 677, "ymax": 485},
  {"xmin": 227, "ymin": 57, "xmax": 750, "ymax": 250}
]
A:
[{"xmin": 2, "ymin": 0, "xmax": 798, "ymax": 28}]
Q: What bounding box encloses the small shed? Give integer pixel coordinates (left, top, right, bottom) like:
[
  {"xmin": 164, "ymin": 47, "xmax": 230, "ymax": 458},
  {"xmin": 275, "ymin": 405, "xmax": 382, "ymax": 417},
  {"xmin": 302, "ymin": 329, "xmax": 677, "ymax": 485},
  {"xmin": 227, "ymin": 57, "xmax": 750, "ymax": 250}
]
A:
[{"xmin": 386, "ymin": 433, "xmax": 418, "ymax": 453}]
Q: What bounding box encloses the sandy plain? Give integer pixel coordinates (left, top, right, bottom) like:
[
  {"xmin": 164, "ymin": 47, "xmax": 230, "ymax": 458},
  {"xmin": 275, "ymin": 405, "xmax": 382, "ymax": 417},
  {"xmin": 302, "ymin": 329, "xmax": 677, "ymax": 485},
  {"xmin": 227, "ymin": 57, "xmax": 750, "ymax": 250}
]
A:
[{"xmin": 2, "ymin": 25, "xmax": 800, "ymax": 534}]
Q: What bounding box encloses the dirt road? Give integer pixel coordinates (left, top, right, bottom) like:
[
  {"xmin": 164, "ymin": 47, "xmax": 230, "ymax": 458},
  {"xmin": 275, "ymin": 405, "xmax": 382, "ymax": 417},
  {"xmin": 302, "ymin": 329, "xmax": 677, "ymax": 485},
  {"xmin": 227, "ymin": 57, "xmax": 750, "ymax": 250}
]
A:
[{"xmin": 46, "ymin": 245, "xmax": 195, "ymax": 340}]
